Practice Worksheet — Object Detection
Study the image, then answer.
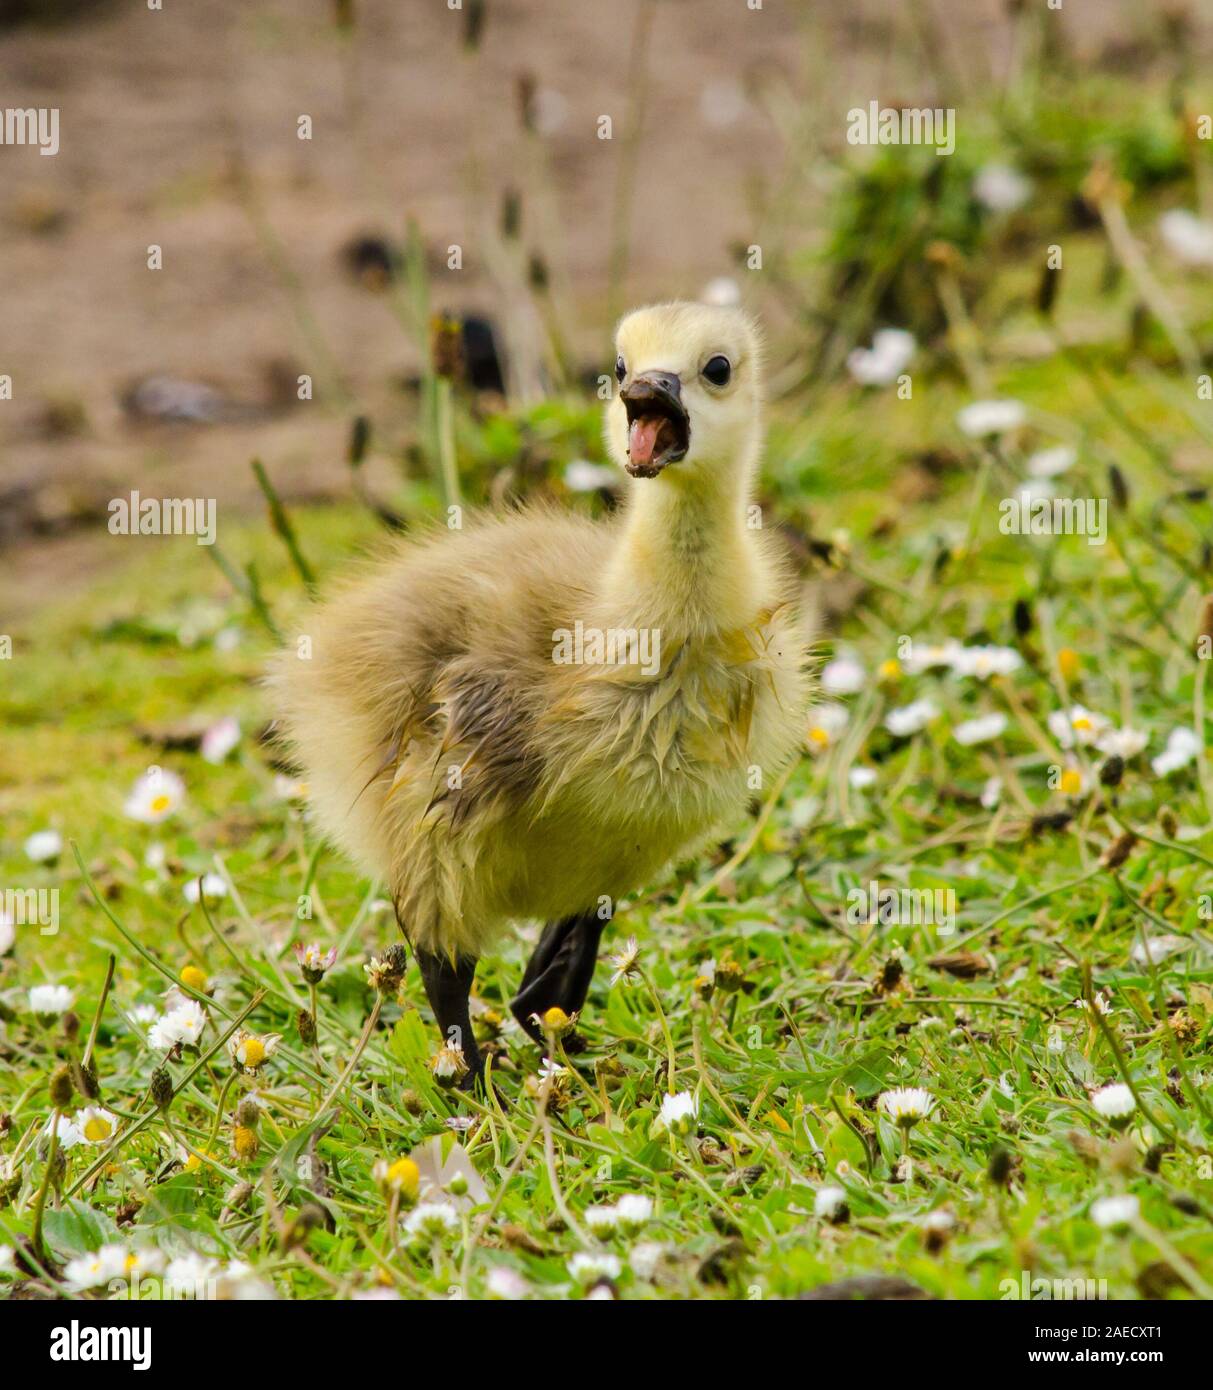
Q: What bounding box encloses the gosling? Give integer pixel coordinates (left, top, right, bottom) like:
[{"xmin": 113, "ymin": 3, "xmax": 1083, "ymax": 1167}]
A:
[{"xmin": 270, "ymin": 302, "xmax": 811, "ymax": 1088}]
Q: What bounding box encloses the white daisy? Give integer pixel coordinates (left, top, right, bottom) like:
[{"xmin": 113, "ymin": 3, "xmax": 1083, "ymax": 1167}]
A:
[
  {"xmin": 1091, "ymin": 1083, "xmax": 1136, "ymax": 1125},
  {"xmin": 902, "ymin": 639, "xmax": 962, "ymax": 674},
  {"xmin": 656, "ymin": 1090, "xmax": 699, "ymax": 1137},
  {"xmin": 1159, "ymin": 209, "xmax": 1213, "ymax": 268},
  {"xmin": 486, "ymin": 1266, "xmax": 529, "ymax": 1299},
  {"xmin": 1131, "ymin": 935, "xmax": 1189, "ymax": 966},
  {"xmin": 846, "ymin": 328, "xmax": 916, "ymax": 386},
  {"xmin": 404, "ymin": 1202, "xmax": 459, "ymax": 1241},
  {"xmin": 615, "ymin": 1194, "xmax": 653, "ymax": 1231},
  {"xmin": 63, "ymin": 1244, "xmax": 129, "ymax": 1291},
  {"xmin": 949, "ymin": 645, "xmax": 1022, "ymax": 680},
  {"xmin": 1151, "ymin": 727, "xmax": 1201, "ymax": 777},
  {"xmin": 148, "ymin": 998, "xmax": 208, "ymax": 1050},
  {"xmin": 183, "ymin": 873, "xmax": 228, "ymax": 906},
  {"xmin": 45, "ymin": 1113, "xmax": 83, "ymax": 1150},
  {"xmin": 1026, "ymin": 445, "xmax": 1076, "ymax": 478},
  {"xmin": 124, "ymin": 768, "xmax": 186, "ymax": 824},
  {"xmin": 165, "ymin": 1252, "xmax": 220, "ymax": 1291},
  {"xmin": 814, "ymin": 1185, "xmax": 848, "ymax": 1220},
  {"xmin": 1047, "ymin": 705, "xmax": 1110, "ymax": 749},
  {"xmin": 700, "ymin": 276, "xmax": 741, "ymax": 307},
  {"xmin": 1091, "ymin": 1194, "xmax": 1139, "ymax": 1230},
  {"xmin": 848, "ymin": 766, "xmax": 877, "ymax": 790},
  {"xmin": 75, "ymin": 1106, "xmax": 119, "ymax": 1145},
  {"xmin": 24, "ymin": 829, "xmax": 63, "ymax": 863},
  {"xmin": 537, "ymin": 1057, "xmax": 568, "ymax": 1085},
  {"xmin": 609, "ymin": 935, "xmax": 640, "ymax": 986},
  {"xmin": 806, "ymin": 702, "xmax": 849, "ymax": 752},
  {"xmin": 584, "ymin": 1205, "xmax": 620, "ymax": 1233},
  {"xmin": 885, "ymin": 699, "xmax": 939, "ymax": 737},
  {"xmin": 878, "ymin": 1086, "xmax": 937, "ymax": 1127},
  {"xmin": 1096, "ymin": 726, "xmax": 1149, "ymax": 759},
  {"xmin": 568, "ymin": 1251, "xmax": 622, "ymax": 1283},
  {"xmin": 957, "ymin": 399, "xmax": 1027, "ymax": 438},
  {"xmin": 821, "ymin": 655, "xmax": 867, "ymax": 695},
  {"xmin": 564, "ymin": 459, "xmax": 620, "ymax": 494},
  {"xmin": 953, "ymin": 713, "xmax": 1008, "ymax": 746},
  {"xmin": 973, "ymin": 163, "xmax": 1032, "ymax": 213},
  {"xmin": 29, "ymin": 984, "xmax": 74, "ymax": 1016},
  {"xmin": 981, "ymin": 775, "xmax": 1003, "ymax": 809},
  {"xmin": 200, "ymin": 716, "xmax": 241, "ymax": 764}
]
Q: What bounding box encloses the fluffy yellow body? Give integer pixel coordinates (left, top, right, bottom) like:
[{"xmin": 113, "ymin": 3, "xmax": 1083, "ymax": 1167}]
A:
[{"xmin": 269, "ymin": 303, "xmax": 812, "ymax": 957}]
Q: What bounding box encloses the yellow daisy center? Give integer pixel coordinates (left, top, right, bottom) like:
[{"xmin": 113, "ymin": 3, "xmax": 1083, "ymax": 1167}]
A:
[
  {"xmin": 386, "ymin": 1157, "xmax": 420, "ymax": 1198},
  {"xmin": 83, "ymin": 1115, "xmax": 112, "ymax": 1142},
  {"xmin": 149, "ymin": 793, "xmax": 172, "ymax": 815},
  {"xmin": 239, "ymin": 1038, "xmax": 266, "ymax": 1068},
  {"xmin": 180, "ymin": 965, "xmax": 207, "ymax": 991}
]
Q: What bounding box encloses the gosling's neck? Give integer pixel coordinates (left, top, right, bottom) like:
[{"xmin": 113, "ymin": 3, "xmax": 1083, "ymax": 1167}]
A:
[{"xmin": 601, "ymin": 449, "xmax": 763, "ymax": 638}]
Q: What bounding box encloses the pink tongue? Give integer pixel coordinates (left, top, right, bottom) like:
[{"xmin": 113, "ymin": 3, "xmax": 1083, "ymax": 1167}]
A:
[{"xmin": 629, "ymin": 416, "xmax": 660, "ymax": 465}]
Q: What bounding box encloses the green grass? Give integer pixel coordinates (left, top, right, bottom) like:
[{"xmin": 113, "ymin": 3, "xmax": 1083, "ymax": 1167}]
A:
[{"xmin": 3, "ymin": 179, "xmax": 1213, "ymax": 1303}]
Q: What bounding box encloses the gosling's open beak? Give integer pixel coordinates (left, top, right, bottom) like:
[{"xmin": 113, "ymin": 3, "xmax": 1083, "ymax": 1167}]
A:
[{"xmin": 621, "ymin": 371, "xmax": 690, "ymax": 478}]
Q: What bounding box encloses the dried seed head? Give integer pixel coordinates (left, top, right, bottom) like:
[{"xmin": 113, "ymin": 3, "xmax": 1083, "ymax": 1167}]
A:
[
  {"xmin": 714, "ymin": 954, "xmax": 747, "ymax": 995},
  {"xmin": 430, "ymin": 1042, "xmax": 469, "ymax": 1089},
  {"xmin": 365, "ymin": 942, "xmax": 408, "ymax": 996},
  {"xmin": 1099, "ymin": 754, "xmax": 1124, "ymax": 788},
  {"xmin": 347, "ymin": 415, "xmax": 371, "ymax": 468},
  {"xmin": 987, "ymin": 1143, "xmax": 1014, "ymax": 1187},
  {"xmin": 49, "ymin": 1065, "xmax": 74, "ymax": 1109},
  {"xmin": 1035, "ymin": 262, "xmax": 1060, "ymax": 318},
  {"xmin": 236, "ymin": 1096, "xmax": 261, "ymax": 1130},
  {"xmin": 1100, "ymin": 831, "xmax": 1136, "ymax": 870},
  {"xmin": 282, "ymin": 1202, "xmax": 326, "ymax": 1250},
  {"xmin": 297, "ymin": 1008, "xmax": 317, "ymax": 1046},
  {"xmin": 61, "ymin": 1011, "xmax": 80, "ymax": 1042},
  {"xmin": 1108, "ymin": 463, "xmax": 1130, "ymax": 510},
  {"xmin": 429, "ymin": 315, "xmax": 464, "ymax": 380},
  {"xmin": 1159, "ymin": 806, "xmax": 1179, "ymax": 839},
  {"xmin": 1168, "ymin": 1010, "xmax": 1199, "ymax": 1045},
  {"xmin": 224, "ymin": 1181, "xmax": 254, "ymax": 1211},
  {"xmin": 150, "ymin": 1066, "xmax": 173, "ymax": 1111}
]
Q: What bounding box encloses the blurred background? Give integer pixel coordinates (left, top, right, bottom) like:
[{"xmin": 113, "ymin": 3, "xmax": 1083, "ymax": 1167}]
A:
[{"xmin": 2, "ymin": 0, "xmax": 1213, "ymax": 624}]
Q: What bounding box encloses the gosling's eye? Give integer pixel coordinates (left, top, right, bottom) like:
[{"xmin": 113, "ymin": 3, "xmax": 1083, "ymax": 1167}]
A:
[
  {"xmin": 702, "ymin": 355, "xmax": 731, "ymax": 386},
  {"xmin": 614, "ymin": 356, "xmax": 626, "ymax": 383}
]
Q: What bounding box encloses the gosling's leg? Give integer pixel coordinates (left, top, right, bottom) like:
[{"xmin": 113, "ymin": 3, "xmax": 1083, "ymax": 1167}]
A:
[
  {"xmin": 511, "ymin": 910, "xmax": 605, "ymax": 1051},
  {"xmin": 416, "ymin": 949, "xmax": 482, "ymax": 1091}
]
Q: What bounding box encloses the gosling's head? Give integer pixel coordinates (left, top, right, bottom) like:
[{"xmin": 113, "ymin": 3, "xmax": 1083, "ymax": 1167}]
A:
[{"xmin": 605, "ymin": 302, "xmax": 764, "ymax": 483}]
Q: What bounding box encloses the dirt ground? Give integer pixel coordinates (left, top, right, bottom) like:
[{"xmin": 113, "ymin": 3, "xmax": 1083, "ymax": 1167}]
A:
[{"xmin": 0, "ymin": 0, "xmax": 1208, "ymax": 621}]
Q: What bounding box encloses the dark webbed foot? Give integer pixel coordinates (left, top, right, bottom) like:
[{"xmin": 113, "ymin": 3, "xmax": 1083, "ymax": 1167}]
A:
[
  {"xmin": 511, "ymin": 910, "xmax": 606, "ymax": 1047},
  {"xmin": 416, "ymin": 947, "xmax": 482, "ymax": 1080}
]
